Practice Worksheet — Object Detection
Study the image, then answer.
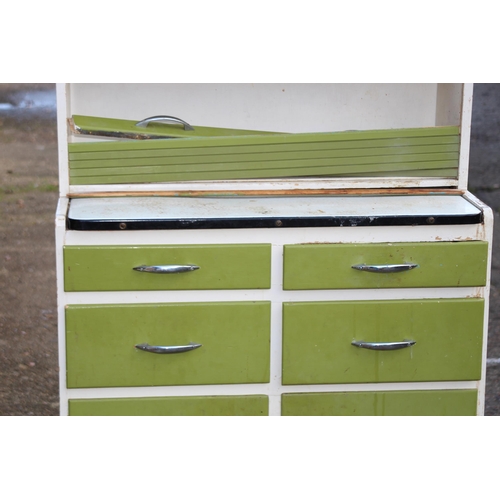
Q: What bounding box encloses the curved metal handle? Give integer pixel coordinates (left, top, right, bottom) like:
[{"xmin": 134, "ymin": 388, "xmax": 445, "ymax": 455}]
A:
[
  {"xmin": 351, "ymin": 340, "xmax": 416, "ymax": 350},
  {"xmin": 133, "ymin": 265, "xmax": 200, "ymax": 274},
  {"xmin": 135, "ymin": 342, "xmax": 202, "ymax": 354},
  {"xmin": 135, "ymin": 115, "xmax": 194, "ymax": 131},
  {"xmin": 352, "ymin": 263, "xmax": 418, "ymax": 273}
]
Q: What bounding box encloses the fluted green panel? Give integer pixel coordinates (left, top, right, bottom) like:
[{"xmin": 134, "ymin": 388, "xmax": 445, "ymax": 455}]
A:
[
  {"xmin": 70, "ymin": 146, "xmax": 460, "ymax": 171},
  {"xmin": 72, "ymin": 114, "xmax": 276, "ymax": 139},
  {"xmin": 69, "ymin": 135, "xmax": 460, "ymax": 160},
  {"xmin": 68, "ymin": 126, "xmax": 460, "ymax": 184}
]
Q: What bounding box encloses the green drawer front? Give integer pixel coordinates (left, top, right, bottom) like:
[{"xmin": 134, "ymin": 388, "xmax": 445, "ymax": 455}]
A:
[
  {"xmin": 64, "ymin": 244, "xmax": 271, "ymax": 291},
  {"xmin": 69, "ymin": 395, "xmax": 269, "ymax": 416},
  {"xmin": 281, "ymin": 390, "xmax": 478, "ymax": 416},
  {"xmin": 66, "ymin": 301, "xmax": 271, "ymax": 388},
  {"xmin": 282, "ymin": 299, "xmax": 483, "ymax": 385},
  {"xmin": 283, "ymin": 241, "xmax": 488, "ymax": 289}
]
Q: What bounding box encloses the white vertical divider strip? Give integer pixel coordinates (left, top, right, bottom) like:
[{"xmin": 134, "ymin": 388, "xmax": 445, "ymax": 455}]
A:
[
  {"xmin": 56, "ymin": 84, "xmax": 70, "ymax": 198},
  {"xmin": 55, "ymin": 198, "xmax": 69, "ymax": 416},
  {"xmin": 478, "ymin": 208, "xmax": 492, "ymax": 415},
  {"xmin": 269, "ymin": 243, "xmax": 284, "ymax": 416},
  {"xmin": 458, "ymin": 84, "xmax": 474, "ymax": 191},
  {"xmin": 464, "ymin": 191, "xmax": 494, "ymax": 415}
]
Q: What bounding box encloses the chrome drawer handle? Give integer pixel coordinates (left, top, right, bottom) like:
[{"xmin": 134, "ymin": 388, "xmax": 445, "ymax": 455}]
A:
[
  {"xmin": 351, "ymin": 340, "xmax": 416, "ymax": 351},
  {"xmin": 351, "ymin": 263, "xmax": 418, "ymax": 273},
  {"xmin": 135, "ymin": 342, "xmax": 202, "ymax": 354},
  {"xmin": 135, "ymin": 115, "xmax": 194, "ymax": 131},
  {"xmin": 133, "ymin": 265, "xmax": 200, "ymax": 274}
]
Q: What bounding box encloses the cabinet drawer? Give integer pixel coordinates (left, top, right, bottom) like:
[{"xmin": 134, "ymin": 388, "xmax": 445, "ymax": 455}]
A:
[
  {"xmin": 64, "ymin": 244, "xmax": 271, "ymax": 291},
  {"xmin": 69, "ymin": 395, "xmax": 269, "ymax": 416},
  {"xmin": 283, "ymin": 241, "xmax": 488, "ymax": 289},
  {"xmin": 281, "ymin": 390, "xmax": 478, "ymax": 416},
  {"xmin": 66, "ymin": 301, "xmax": 271, "ymax": 388},
  {"xmin": 282, "ymin": 299, "xmax": 483, "ymax": 385}
]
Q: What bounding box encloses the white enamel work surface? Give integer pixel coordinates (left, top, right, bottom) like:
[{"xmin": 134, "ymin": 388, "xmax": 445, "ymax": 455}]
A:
[{"xmin": 67, "ymin": 195, "xmax": 481, "ymax": 222}]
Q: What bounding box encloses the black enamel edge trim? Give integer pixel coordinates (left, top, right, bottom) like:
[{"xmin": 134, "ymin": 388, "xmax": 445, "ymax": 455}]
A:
[{"xmin": 67, "ymin": 212, "xmax": 483, "ymax": 231}]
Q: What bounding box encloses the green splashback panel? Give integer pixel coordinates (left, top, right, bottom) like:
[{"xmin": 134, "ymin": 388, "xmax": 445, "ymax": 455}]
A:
[
  {"xmin": 281, "ymin": 390, "xmax": 478, "ymax": 416},
  {"xmin": 66, "ymin": 301, "xmax": 271, "ymax": 388},
  {"xmin": 282, "ymin": 298, "xmax": 484, "ymax": 385},
  {"xmin": 68, "ymin": 126, "xmax": 460, "ymax": 184},
  {"xmin": 69, "ymin": 395, "xmax": 269, "ymax": 416},
  {"xmin": 283, "ymin": 241, "xmax": 488, "ymax": 290},
  {"xmin": 64, "ymin": 244, "xmax": 271, "ymax": 291}
]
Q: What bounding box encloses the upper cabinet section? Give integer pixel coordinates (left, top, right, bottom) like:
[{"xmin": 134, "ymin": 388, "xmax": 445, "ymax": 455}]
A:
[
  {"xmin": 65, "ymin": 83, "xmax": 465, "ymax": 133},
  {"xmin": 57, "ymin": 83, "xmax": 472, "ymax": 195}
]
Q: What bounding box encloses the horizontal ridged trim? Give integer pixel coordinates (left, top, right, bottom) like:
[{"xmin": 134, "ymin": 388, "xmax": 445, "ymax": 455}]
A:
[
  {"xmin": 70, "ymin": 145, "xmax": 459, "ymax": 170},
  {"xmin": 68, "ymin": 126, "xmax": 460, "ymax": 185},
  {"xmin": 69, "ymin": 135, "xmax": 460, "ymax": 161}
]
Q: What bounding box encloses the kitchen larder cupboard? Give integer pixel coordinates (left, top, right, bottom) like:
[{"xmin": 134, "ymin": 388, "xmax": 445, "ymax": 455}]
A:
[{"xmin": 55, "ymin": 83, "xmax": 493, "ymax": 416}]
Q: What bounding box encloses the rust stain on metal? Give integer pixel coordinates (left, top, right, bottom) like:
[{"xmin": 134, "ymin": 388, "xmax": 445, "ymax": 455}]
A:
[
  {"xmin": 475, "ymin": 224, "xmax": 486, "ymax": 240},
  {"xmin": 300, "ymin": 242, "xmax": 338, "ymax": 245}
]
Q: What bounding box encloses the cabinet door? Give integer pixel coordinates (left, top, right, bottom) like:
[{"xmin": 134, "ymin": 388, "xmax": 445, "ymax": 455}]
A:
[
  {"xmin": 66, "ymin": 302, "xmax": 271, "ymax": 388},
  {"xmin": 69, "ymin": 395, "xmax": 269, "ymax": 416},
  {"xmin": 281, "ymin": 390, "xmax": 478, "ymax": 416},
  {"xmin": 283, "ymin": 241, "xmax": 488, "ymax": 289},
  {"xmin": 282, "ymin": 299, "xmax": 484, "ymax": 385}
]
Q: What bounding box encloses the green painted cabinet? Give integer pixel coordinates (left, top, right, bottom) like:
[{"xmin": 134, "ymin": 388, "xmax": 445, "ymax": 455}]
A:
[
  {"xmin": 69, "ymin": 395, "xmax": 269, "ymax": 416},
  {"xmin": 283, "ymin": 241, "xmax": 488, "ymax": 290},
  {"xmin": 56, "ymin": 85, "xmax": 491, "ymax": 417},
  {"xmin": 66, "ymin": 301, "xmax": 271, "ymax": 388},
  {"xmin": 64, "ymin": 244, "xmax": 271, "ymax": 291},
  {"xmin": 282, "ymin": 298, "xmax": 484, "ymax": 385},
  {"xmin": 281, "ymin": 390, "xmax": 478, "ymax": 416}
]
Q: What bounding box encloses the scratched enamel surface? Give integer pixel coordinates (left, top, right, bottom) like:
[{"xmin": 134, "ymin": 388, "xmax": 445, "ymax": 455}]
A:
[{"xmin": 68, "ymin": 195, "xmax": 481, "ymax": 221}]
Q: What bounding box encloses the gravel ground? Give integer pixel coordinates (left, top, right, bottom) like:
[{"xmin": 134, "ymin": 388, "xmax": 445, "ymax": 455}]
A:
[
  {"xmin": 469, "ymin": 83, "xmax": 500, "ymax": 415},
  {"xmin": 0, "ymin": 83, "xmax": 59, "ymax": 415},
  {"xmin": 0, "ymin": 83, "xmax": 499, "ymax": 416}
]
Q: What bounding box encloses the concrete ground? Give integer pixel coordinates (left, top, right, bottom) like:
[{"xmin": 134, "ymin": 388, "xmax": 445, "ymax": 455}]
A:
[{"xmin": 0, "ymin": 83, "xmax": 499, "ymax": 415}]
